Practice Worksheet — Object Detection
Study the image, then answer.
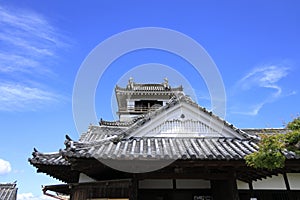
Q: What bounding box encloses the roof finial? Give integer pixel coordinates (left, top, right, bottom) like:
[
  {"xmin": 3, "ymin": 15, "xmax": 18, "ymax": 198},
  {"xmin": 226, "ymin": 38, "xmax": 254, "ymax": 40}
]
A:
[
  {"xmin": 163, "ymin": 77, "xmax": 170, "ymax": 89},
  {"xmin": 127, "ymin": 77, "xmax": 134, "ymax": 89}
]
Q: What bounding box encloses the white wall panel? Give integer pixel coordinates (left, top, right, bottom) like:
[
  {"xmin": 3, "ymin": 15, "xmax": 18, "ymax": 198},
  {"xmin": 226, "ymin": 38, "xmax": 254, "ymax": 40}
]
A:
[
  {"xmin": 253, "ymin": 174, "xmax": 286, "ymax": 190},
  {"xmin": 176, "ymin": 179, "xmax": 210, "ymax": 189},
  {"xmin": 287, "ymin": 173, "xmax": 300, "ymax": 190},
  {"xmin": 236, "ymin": 180, "xmax": 249, "ymax": 190}
]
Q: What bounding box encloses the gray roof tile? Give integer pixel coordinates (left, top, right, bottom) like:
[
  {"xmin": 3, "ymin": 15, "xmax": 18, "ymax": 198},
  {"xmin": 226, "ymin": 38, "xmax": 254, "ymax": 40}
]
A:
[
  {"xmin": 0, "ymin": 183, "xmax": 17, "ymax": 200},
  {"xmin": 29, "ymin": 150, "xmax": 69, "ymax": 166},
  {"xmin": 62, "ymin": 137, "xmax": 261, "ymax": 161}
]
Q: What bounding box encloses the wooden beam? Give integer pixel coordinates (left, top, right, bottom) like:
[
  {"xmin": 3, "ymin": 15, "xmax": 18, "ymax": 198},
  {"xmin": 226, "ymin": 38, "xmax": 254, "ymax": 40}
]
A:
[
  {"xmin": 137, "ymin": 172, "xmax": 232, "ymax": 180},
  {"xmin": 283, "ymin": 172, "xmax": 290, "ymax": 190}
]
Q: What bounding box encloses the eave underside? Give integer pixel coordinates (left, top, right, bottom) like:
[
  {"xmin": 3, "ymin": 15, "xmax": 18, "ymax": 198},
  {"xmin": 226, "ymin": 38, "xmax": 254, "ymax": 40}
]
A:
[
  {"xmin": 68, "ymin": 158, "xmax": 300, "ymax": 183},
  {"xmin": 30, "ymin": 161, "xmax": 79, "ymax": 183},
  {"xmin": 41, "ymin": 159, "xmax": 300, "ymax": 197}
]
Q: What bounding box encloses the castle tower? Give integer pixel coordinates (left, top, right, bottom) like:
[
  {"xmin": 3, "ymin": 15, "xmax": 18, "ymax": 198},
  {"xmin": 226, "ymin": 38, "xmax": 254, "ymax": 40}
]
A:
[{"xmin": 115, "ymin": 78, "xmax": 183, "ymax": 121}]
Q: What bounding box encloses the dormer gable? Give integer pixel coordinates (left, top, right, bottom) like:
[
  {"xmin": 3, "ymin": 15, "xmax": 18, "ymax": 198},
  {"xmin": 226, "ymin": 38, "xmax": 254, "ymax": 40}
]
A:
[{"xmin": 127, "ymin": 96, "xmax": 249, "ymax": 139}]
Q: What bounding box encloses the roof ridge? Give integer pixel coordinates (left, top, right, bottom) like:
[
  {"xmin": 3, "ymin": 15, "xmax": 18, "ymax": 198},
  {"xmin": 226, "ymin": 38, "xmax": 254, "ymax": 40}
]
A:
[
  {"xmin": 99, "ymin": 116, "xmax": 143, "ymax": 127},
  {"xmin": 0, "ymin": 183, "xmax": 17, "ymax": 187}
]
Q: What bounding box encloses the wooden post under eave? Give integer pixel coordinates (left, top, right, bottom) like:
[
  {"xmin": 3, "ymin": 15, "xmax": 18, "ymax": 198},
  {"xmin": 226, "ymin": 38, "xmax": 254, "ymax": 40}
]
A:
[
  {"xmin": 129, "ymin": 178, "xmax": 138, "ymax": 200},
  {"xmin": 211, "ymin": 172, "xmax": 239, "ymax": 200}
]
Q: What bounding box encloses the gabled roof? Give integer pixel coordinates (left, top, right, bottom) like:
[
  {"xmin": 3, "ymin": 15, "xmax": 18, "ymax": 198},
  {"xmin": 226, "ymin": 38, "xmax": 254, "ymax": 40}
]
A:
[
  {"xmin": 0, "ymin": 183, "xmax": 17, "ymax": 200},
  {"xmin": 98, "ymin": 94, "xmax": 258, "ymax": 140},
  {"xmin": 42, "ymin": 93, "xmax": 265, "ymax": 172}
]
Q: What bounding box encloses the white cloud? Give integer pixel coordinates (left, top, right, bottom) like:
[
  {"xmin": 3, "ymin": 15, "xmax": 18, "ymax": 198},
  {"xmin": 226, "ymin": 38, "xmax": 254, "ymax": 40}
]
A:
[
  {"xmin": 0, "ymin": 5, "xmax": 70, "ymax": 111},
  {"xmin": 0, "ymin": 5, "xmax": 66, "ymax": 74},
  {"xmin": 232, "ymin": 65, "xmax": 292, "ymax": 116},
  {"xmin": 17, "ymin": 193, "xmax": 54, "ymax": 200},
  {"xmin": 0, "ymin": 82, "xmax": 59, "ymax": 111},
  {"xmin": 238, "ymin": 65, "xmax": 288, "ymax": 93},
  {"xmin": 0, "ymin": 158, "xmax": 12, "ymax": 175}
]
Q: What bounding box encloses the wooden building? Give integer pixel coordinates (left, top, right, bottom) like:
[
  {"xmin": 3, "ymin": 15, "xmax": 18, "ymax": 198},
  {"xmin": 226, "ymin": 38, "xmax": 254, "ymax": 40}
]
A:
[{"xmin": 29, "ymin": 79, "xmax": 300, "ymax": 200}]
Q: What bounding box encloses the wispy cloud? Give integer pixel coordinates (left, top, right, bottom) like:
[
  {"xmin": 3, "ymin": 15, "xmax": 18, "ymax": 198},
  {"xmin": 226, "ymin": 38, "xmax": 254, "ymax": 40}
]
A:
[
  {"xmin": 0, "ymin": 82, "xmax": 60, "ymax": 111},
  {"xmin": 238, "ymin": 65, "xmax": 288, "ymax": 97},
  {"xmin": 0, "ymin": 158, "xmax": 11, "ymax": 175},
  {"xmin": 235, "ymin": 103, "xmax": 264, "ymax": 116},
  {"xmin": 0, "ymin": 5, "xmax": 70, "ymax": 111},
  {"xmin": 231, "ymin": 65, "xmax": 293, "ymax": 116}
]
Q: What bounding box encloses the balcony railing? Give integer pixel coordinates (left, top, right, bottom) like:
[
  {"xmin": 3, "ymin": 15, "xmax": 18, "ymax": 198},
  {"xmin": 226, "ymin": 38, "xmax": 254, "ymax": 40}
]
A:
[{"xmin": 118, "ymin": 107, "xmax": 159, "ymax": 113}]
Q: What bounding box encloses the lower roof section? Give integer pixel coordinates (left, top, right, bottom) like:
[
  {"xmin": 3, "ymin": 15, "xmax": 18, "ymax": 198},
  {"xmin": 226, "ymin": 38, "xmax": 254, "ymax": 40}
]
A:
[
  {"xmin": 43, "ymin": 179, "xmax": 132, "ymax": 195},
  {"xmin": 0, "ymin": 183, "xmax": 17, "ymax": 200},
  {"xmin": 62, "ymin": 137, "xmax": 260, "ymax": 161}
]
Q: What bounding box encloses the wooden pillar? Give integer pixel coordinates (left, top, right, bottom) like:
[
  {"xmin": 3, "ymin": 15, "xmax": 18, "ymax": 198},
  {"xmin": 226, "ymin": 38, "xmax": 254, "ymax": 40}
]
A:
[
  {"xmin": 211, "ymin": 173, "xmax": 239, "ymax": 200},
  {"xmin": 249, "ymin": 181, "xmax": 254, "ymax": 199},
  {"xmin": 283, "ymin": 173, "xmax": 297, "ymax": 200},
  {"xmin": 129, "ymin": 178, "xmax": 138, "ymax": 200},
  {"xmin": 71, "ymin": 188, "xmax": 88, "ymax": 200}
]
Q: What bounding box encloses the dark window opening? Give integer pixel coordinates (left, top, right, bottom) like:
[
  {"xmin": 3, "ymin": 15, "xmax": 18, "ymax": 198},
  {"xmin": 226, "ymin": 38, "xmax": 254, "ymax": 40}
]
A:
[{"xmin": 134, "ymin": 100, "xmax": 163, "ymax": 112}]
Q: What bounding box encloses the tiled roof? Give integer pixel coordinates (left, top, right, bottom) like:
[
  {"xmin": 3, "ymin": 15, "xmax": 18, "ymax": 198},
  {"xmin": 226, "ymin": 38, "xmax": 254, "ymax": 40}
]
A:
[
  {"xmin": 78, "ymin": 125, "xmax": 127, "ymax": 143},
  {"xmin": 99, "ymin": 116, "xmax": 143, "ymax": 127},
  {"xmin": 62, "ymin": 137, "xmax": 260, "ymax": 160},
  {"xmin": 0, "ymin": 183, "xmax": 17, "ymax": 200},
  {"xmin": 28, "ymin": 148, "xmax": 79, "ymax": 183},
  {"xmin": 29, "ymin": 93, "xmax": 294, "ymax": 167},
  {"xmin": 29, "ymin": 149, "xmax": 69, "ymax": 166},
  {"xmin": 29, "ymin": 85, "xmax": 298, "ymax": 183},
  {"xmin": 242, "ymin": 128, "xmax": 289, "ymax": 135}
]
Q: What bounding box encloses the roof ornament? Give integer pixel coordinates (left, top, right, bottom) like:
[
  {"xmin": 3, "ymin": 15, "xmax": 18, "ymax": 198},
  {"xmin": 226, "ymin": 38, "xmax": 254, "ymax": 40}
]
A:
[
  {"xmin": 32, "ymin": 147, "xmax": 39, "ymax": 157},
  {"xmin": 65, "ymin": 135, "xmax": 75, "ymax": 150},
  {"xmin": 65, "ymin": 135, "xmax": 72, "ymax": 141},
  {"xmin": 163, "ymin": 77, "xmax": 170, "ymax": 90},
  {"xmin": 127, "ymin": 77, "xmax": 134, "ymax": 89}
]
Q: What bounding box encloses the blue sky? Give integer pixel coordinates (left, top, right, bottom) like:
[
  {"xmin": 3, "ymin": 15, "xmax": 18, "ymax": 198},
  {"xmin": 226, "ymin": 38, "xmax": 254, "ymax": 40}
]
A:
[{"xmin": 0, "ymin": 0, "xmax": 300, "ymax": 199}]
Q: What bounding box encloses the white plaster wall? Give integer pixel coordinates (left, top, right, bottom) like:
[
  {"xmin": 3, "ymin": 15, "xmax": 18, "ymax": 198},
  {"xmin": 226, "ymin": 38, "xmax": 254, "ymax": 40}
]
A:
[
  {"xmin": 138, "ymin": 179, "xmax": 173, "ymax": 189},
  {"xmin": 236, "ymin": 180, "xmax": 249, "ymax": 190},
  {"xmin": 176, "ymin": 179, "xmax": 210, "ymax": 189},
  {"xmin": 78, "ymin": 173, "xmax": 96, "ymax": 183},
  {"xmin": 252, "ymin": 174, "xmax": 286, "ymax": 190},
  {"xmin": 120, "ymin": 114, "xmax": 138, "ymax": 121},
  {"xmin": 287, "ymin": 173, "xmax": 300, "ymax": 190}
]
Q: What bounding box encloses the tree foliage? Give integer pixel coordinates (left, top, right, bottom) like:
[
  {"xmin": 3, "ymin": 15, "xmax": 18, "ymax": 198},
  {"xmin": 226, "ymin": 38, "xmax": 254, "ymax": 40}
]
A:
[{"xmin": 245, "ymin": 117, "xmax": 300, "ymax": 170}]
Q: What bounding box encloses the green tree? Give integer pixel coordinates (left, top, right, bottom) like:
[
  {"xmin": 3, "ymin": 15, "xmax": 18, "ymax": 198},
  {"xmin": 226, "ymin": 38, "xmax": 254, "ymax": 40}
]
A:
[{"xmin": 245, "ymin": 117, "xmax": 300, "ymax": 170}]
